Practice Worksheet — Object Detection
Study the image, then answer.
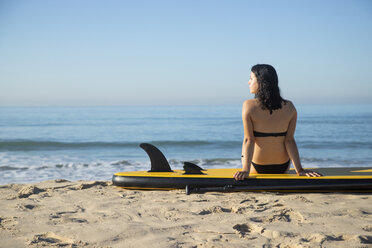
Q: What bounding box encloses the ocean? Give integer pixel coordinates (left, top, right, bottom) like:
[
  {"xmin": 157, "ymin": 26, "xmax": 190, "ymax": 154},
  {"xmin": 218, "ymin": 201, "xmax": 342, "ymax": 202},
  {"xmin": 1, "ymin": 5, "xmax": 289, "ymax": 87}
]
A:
[{"xmin": 1, "ymin": 104, "xmax": 371, "ymax": 184}]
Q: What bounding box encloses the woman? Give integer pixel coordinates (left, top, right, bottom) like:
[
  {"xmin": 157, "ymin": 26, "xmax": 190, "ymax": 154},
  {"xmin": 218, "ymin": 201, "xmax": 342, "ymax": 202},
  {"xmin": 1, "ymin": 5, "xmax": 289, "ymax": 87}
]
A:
[{"xmin": 234, "ymin": 64, "xmax": 321, "ymax": 180}]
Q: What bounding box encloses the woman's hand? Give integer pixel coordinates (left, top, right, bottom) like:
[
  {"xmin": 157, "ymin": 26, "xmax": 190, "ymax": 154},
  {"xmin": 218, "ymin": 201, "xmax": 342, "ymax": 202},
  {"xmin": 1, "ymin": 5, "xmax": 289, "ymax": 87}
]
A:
[
  {"xmin": 234, "ymin": 170, "xmax": 250, "ymax": 181},
  {"xmin": 297, "ymin": 169, "xmax": 322, "ymax": 177}
]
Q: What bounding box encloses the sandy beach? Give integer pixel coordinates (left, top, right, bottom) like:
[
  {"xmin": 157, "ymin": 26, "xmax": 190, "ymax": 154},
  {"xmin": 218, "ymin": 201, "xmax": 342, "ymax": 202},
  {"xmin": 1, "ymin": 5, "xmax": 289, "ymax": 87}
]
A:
[{"xmin": 0, "ymin": 180, "xmax": 371, "ymax": 248}]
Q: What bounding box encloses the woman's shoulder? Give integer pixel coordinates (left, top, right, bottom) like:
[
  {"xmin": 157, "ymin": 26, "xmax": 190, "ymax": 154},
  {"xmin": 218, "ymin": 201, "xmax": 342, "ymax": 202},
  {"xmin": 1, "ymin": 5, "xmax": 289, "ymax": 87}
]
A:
[
  {"xmin": 243, "ymin": 99, "xmax": 259, "ymax": 107},
  {"xmin": 283, "ymin": 99, "xmax": 295, "ymax": 108},
  {"xmin": 242, "ymin": 99, "xmax": 259, "ymax": 112},
  {"xmin": 282, "ymin": 100, "xmax": 296, "ymax": 114}
]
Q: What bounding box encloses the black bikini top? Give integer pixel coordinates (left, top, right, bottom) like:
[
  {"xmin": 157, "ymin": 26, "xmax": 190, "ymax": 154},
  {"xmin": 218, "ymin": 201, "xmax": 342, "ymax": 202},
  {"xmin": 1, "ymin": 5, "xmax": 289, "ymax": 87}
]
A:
[{"xmin": 253, "ymin": 131, "xmax": 287, "ymax": 137}]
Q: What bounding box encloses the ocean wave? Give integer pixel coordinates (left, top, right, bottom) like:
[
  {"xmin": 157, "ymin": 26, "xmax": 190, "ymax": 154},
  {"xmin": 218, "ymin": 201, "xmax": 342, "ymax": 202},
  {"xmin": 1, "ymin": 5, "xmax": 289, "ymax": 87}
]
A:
[
  {"xmin": 298, "ymin": 140, "xmax": 372, "ymax": 150},
  {"xmin": 301, "ymin": 157, "xmax": 367, "ymax": 165},
  {"xmin": 0, "ymin": 157, "xmax": 241, "ymax": 172},
  {"xmin": 0, "ymin": 140, "xmax": 137, "ymax": 151},
  {"xmin": 183, "ymin": 158, "xmax": 240, "ymax": 166},
  {"xmin": 0, "ymin": 139, "xmax": 240, "ymax": 151},
  {"xmin": 0, "ymin": 166, "xmax": 29, "ymax": 171}
]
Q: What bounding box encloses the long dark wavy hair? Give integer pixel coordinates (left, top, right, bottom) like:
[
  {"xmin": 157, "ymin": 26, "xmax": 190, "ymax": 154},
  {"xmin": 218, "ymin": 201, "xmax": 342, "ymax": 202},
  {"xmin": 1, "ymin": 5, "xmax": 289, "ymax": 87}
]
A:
[{"xmin": 251, "ymin": 64, "xmax": 286, "ymax": 114}]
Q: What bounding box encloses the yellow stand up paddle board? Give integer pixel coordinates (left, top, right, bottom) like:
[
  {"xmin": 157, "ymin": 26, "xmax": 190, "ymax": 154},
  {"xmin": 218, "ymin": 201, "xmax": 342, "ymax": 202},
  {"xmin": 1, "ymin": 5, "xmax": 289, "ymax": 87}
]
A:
[{"xmin": 112, "ymin": 143, "xmax": 372, "ymax": 194}]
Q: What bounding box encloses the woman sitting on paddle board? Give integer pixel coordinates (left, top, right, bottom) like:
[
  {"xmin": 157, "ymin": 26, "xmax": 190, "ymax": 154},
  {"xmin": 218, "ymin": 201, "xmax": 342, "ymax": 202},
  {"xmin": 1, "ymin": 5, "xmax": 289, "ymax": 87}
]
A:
[{"xmin": 234, "ymin": 64, "xmax": 321, "ymax": 180}]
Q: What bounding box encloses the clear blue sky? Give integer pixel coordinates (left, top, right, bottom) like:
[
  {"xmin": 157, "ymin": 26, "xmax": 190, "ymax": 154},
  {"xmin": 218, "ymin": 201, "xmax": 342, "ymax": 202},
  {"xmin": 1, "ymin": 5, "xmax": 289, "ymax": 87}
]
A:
[{"xmin": 1, "ymin": 0, "xmax": 371, "ymax": 106}]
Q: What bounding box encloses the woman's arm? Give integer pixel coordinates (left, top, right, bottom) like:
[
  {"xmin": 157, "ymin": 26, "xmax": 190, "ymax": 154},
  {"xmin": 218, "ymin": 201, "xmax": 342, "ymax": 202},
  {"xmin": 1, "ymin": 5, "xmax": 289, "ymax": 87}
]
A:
[
  {"xmin": 234, "ymin": 101, "xmax": 255, "ymax": 180},
  {"xmin": 285, "ymin": 106, "xmax": 322, "ymax": 177}
]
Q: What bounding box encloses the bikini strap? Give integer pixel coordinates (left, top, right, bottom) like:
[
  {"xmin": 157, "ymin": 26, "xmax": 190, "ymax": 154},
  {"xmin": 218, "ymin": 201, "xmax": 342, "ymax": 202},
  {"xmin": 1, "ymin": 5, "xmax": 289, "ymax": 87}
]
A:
[{"xmin": 253, "ymin": 131, "xmax": 287, "ymax": 137}]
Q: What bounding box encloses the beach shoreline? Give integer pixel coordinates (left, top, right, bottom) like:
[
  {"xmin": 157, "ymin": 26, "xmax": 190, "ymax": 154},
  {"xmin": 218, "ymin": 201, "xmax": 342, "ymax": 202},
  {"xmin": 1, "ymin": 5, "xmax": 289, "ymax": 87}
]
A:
[{"xmin": 1, "ymin": 180, "xmax": 371, "ymax": 247}]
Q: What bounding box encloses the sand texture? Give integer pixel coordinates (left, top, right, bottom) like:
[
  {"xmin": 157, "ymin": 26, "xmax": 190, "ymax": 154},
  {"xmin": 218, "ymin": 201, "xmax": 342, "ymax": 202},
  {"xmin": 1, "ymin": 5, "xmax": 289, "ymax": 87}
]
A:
[{"xmin": 1, "ymin": 180, "xmax": 372, "ymax": 248}]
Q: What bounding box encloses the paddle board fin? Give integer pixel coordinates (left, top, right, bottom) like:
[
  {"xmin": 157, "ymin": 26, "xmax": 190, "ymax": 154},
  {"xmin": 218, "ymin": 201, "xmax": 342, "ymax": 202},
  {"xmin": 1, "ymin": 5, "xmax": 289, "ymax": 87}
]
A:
[
  {"xmin": 140, "ymin": 143, "xmax": 173, "ymax": 172},
  {"xmin": 183, "ymin": 162, "xmax": 205, "ymax": 175}
]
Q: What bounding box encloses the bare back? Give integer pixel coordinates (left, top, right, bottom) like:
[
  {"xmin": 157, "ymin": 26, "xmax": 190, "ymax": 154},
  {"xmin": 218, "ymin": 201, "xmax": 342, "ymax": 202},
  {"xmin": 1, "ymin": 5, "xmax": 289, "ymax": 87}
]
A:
[{"xmin": 243, "ymin": 99, "xmax": 296, "ymax": 165}]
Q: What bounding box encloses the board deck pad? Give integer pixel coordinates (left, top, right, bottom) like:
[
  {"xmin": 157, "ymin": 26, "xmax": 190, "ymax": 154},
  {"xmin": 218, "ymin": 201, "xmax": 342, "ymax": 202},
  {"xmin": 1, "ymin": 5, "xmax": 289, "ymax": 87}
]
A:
[
  {"xmin": 114, "ymin": 167, "xmax": 372, "ymax": 178},
  {"xmin": 112, "ymin": 144, "xmax": 372, "ymax": 193}
]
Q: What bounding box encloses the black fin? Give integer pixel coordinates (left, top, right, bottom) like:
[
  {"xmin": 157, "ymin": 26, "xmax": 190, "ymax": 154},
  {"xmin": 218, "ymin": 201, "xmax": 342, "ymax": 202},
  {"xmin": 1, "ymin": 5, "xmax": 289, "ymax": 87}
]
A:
[
  {"xmin": 140, "ymin": 143, "xmax": 173, "ymax": 172},
  {"xmin": 183, "ymin": 162, "xmax": 205, "ymax": 175}
]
